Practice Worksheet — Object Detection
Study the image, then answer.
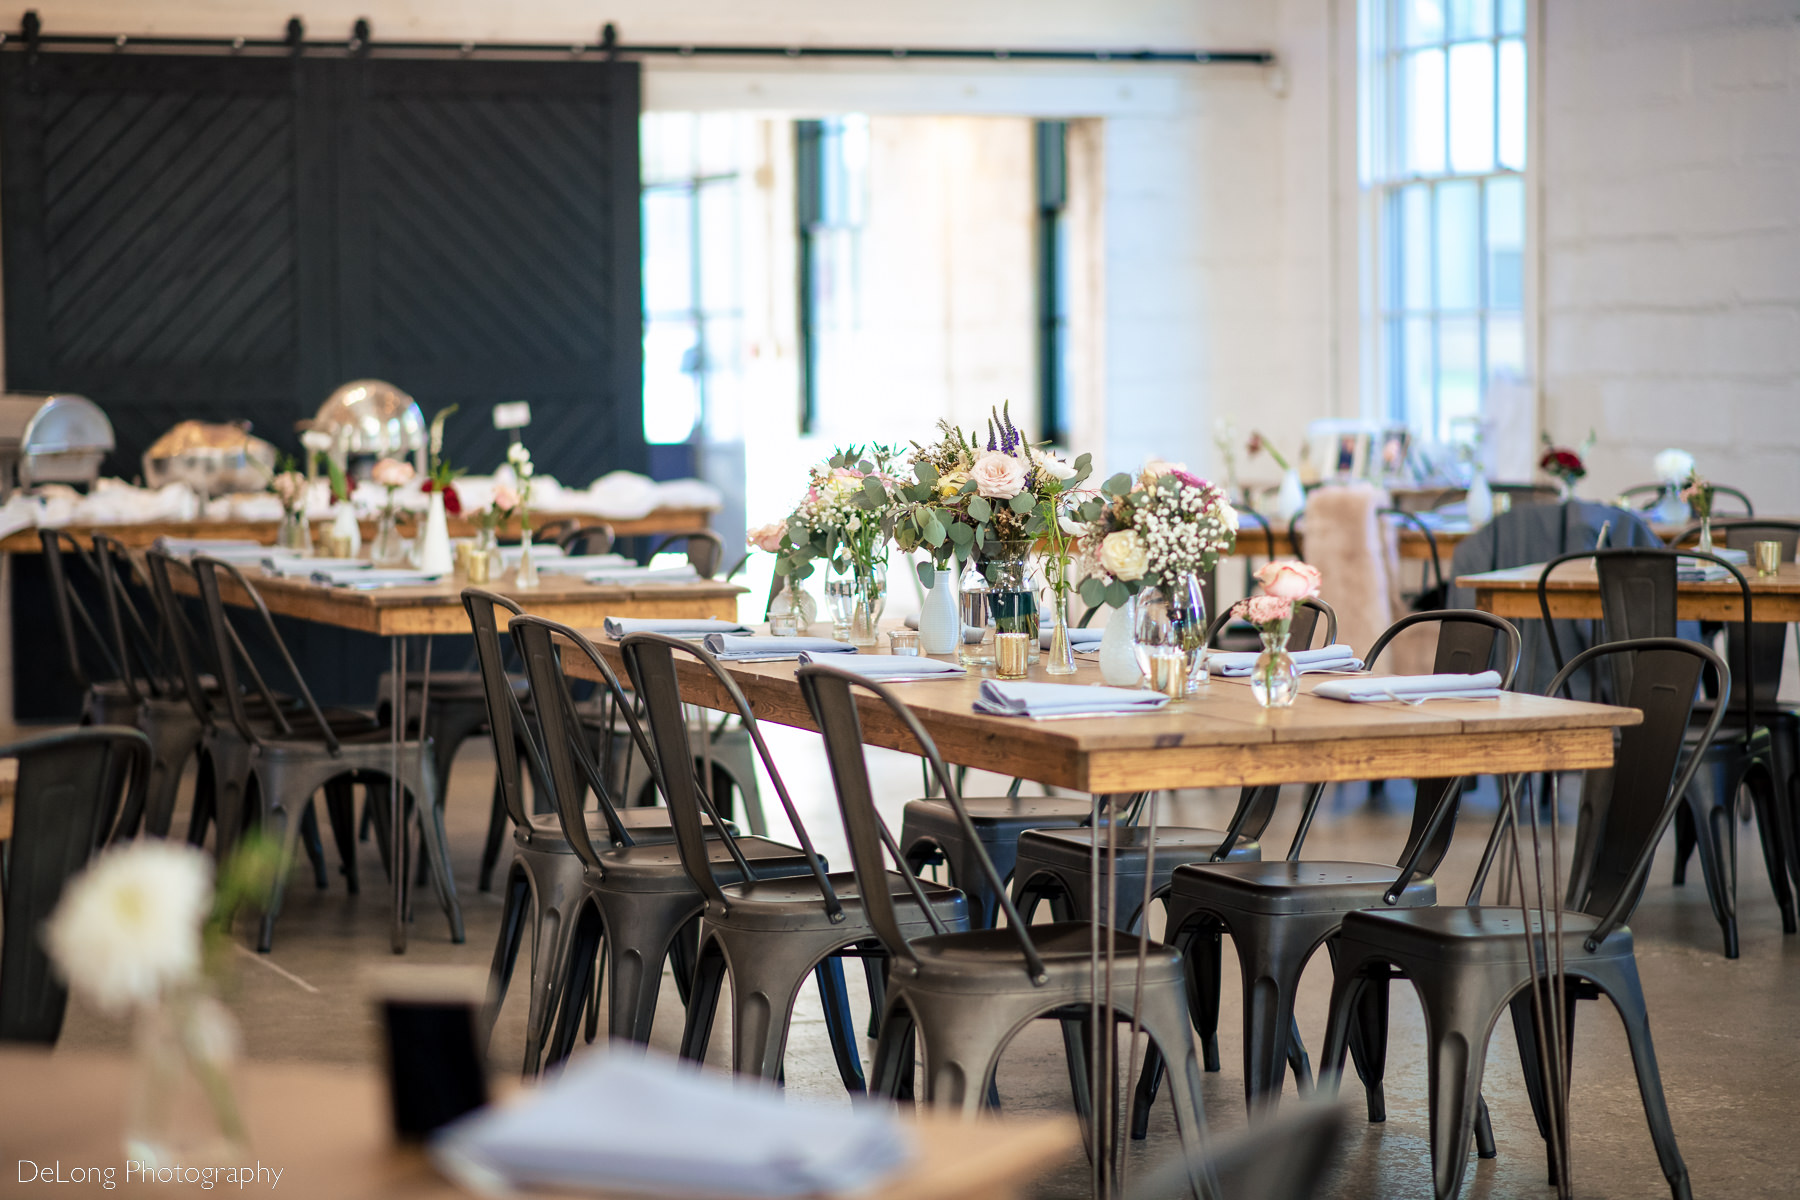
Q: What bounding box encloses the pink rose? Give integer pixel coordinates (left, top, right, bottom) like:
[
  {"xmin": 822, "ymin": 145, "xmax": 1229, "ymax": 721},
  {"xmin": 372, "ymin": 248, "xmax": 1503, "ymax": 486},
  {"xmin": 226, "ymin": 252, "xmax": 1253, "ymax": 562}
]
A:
[
  {"xmin": 371, "ymin": 458, "xmax": 415, "ymax": 488},
  {"xmin": 1233, "ymin": 594, "xmax": 1294, "ymax": 627},
  {"xmin": 1255, "ymin": 560, "xmax": 1322, "ymax": 601},
  {"xmin": 746, "ymin": 521, "xmax": 786, "ymax": 552},
  {"xmin": 491, "ymin": 484, "xmax": 520, "ymax": 512},
  {"xmin": 970, "ymin": 451, "xmax": 1027, "ymax": 500}
]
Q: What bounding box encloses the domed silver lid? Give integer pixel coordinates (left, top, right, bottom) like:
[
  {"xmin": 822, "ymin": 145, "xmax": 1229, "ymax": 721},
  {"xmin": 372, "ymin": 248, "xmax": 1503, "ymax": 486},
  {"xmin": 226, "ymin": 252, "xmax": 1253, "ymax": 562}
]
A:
[{"xmin": 312, "ymin": 380, "xmax": 426, "ymax": 459}]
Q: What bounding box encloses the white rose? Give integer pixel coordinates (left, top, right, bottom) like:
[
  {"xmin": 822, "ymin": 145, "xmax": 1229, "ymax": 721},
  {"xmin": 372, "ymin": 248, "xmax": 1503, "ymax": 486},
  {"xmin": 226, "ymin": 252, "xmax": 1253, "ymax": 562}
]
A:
[
  {"xmin": 1100, "ymin": 529, "xmax": 1148, "ymax": 581},
  {"xmin": 971, "ymin": 451, "xmax": 1028, "ymax": 500},
  {"xmin": 1216, "ymin": 500, "xmax": 1240, "ymax": 533},
  {"xmin": 1037, "ymin": 452, "xmax": 1077, "ymax": 481},
  {"xmin": 44, "ymin": 842, "xmax": 212, "ymax": 1014}
]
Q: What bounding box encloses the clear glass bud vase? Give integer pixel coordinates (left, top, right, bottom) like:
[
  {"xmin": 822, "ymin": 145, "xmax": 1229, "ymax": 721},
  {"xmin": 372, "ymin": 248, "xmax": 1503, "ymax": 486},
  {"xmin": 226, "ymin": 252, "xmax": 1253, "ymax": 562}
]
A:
[
  {"xmin": 276, "ymin": 508, "xmax": 312, "ymax": 555},
  {"xmin": 123, "ymin": 990, "xmax": 248, "ymax": 1170},
  {"xmin": 849, "ymin": 565, "xmax": 886, "ymax": 646},
  {"xmin": 1043, "ymin": 587, "xmax": 1076, "ymax": 675},
  {"xmin": 1251, "ymin": 630, "xmax": 1298, "ymax": 708},
  {"xmin": 371, "ymin": 505, "xmax": 405, "ymax": 565}
]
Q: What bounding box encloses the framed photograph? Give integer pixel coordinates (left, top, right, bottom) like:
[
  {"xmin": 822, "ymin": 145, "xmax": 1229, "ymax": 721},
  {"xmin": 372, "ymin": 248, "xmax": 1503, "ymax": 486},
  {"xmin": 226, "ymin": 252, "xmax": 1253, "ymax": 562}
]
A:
[{"xmin": 1378, "ymin": 428, "xmax": 1410, "ymax": 477}]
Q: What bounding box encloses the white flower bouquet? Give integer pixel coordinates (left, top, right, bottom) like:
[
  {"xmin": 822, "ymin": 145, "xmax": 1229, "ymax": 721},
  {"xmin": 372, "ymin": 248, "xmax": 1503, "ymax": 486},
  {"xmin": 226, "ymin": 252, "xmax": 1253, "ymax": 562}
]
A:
[{"xmin": 1075, "ymin": 459, "xmax": 1238, "ymax": 609}]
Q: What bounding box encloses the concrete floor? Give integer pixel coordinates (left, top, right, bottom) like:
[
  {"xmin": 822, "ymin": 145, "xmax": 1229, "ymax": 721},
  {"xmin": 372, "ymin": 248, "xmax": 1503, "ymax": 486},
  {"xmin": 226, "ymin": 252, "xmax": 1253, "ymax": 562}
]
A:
[{"xmin": 44, "ymin": 724, "xmax": 1800, "ymax": 1200}]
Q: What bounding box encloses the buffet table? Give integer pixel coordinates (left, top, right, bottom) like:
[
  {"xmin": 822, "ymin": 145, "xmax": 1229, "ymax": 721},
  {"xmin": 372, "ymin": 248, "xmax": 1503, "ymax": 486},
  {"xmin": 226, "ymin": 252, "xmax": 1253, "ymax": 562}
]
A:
[{"xmin": 0, "ymin": 505, "xmax": 715, "ymax": 552}]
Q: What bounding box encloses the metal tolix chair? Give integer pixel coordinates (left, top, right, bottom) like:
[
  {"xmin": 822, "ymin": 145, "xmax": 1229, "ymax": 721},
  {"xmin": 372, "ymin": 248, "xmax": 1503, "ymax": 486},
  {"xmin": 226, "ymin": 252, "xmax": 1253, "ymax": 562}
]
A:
[
  {"xmin": 620, "ymin": 631, "xmax": 967, "ymax": 1092},
  {"xmin": 797, "ymin": 660, "xmax": 1210, "ymax": 1183},
  {"xmin": 1316, "ymin": 637, "xmax": 1726, "ymax": 1200}
]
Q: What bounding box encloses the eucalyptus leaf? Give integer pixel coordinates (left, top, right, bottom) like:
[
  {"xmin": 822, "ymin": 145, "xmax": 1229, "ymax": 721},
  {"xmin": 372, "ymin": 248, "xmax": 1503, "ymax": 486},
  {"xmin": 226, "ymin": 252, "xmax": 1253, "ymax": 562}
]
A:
[
  {"xmin": 1024, "ymin": 513, "xmax": 1047, "ymax": 535},
  {"xmin": 968, "ymin": 496, "xmax": 993, "ymax": 522},
  {"xmin": 1074, "ymin": 452, "xmax": 1092, "ymax": 470},
  {"xmin": 795, "ymin": 563, "xmax": 815, "ymax": 581},
  {"xmin": 1105, "ymin": 580, "xmax": 1129, "ymax": 608},
  {"xmin": 1102, "ymin": 472, "xmax": 1132, "ymax": 497},
  {"xmin": 922, "ymin": 511, "xmax": 946, "ymax": 547},
  {"xmin": 1080, "ymin": 577, "xmax": 1105, "ymax": 607},
  {"xmin": 1008, "ymin": 493, "xmax": 1035, "ymax": 515},
  {"xmin": 916, "ymin": 560, "xmax": 936, "ymax": 590},
  {"xmin": 861, "ymin": 476, "xmax": 886, "ymax": 505},
  {"xmin": 959, "ymin": 479, "xmax": 979, "ymax": 495},
  {"xmin": 914, "ymin": 462, "xmax": 939, "ymax": 486},
  {"xmin": 947, "ymin": 521, "xmax": 974, "ymax": 546},
  {"xmin": 773, "ymin": 558, "xmax": 793, "ymax": 577}
]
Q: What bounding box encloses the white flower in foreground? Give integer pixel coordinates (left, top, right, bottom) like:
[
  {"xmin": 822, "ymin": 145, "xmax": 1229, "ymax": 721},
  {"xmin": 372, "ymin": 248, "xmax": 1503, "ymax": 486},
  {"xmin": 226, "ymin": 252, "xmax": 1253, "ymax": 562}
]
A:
[
  {"xmin": 44, "ymin": 842, "xmax": 212, "ymax": 1014},
  {"xmin": 1037, "ymin": 452, "xmax": 1078, "ymax": 481}
]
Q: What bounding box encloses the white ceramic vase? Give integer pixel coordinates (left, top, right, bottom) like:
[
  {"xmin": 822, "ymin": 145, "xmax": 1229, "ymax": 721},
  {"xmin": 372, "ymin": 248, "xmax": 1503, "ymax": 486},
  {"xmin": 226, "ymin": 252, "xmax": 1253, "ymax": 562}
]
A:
[
  {"xmin": 1098, "ymin": 600, "xmax": 1143, "ymax": 687},
  {"xmin": 917, "ymin": 562, "xmax": 960, "ymax": 654},
  {"xmin": 416, "ymin": 491, "xmax": 454, "ymax": 575},
  {"xmin": 330, "ymin": 503, "xmax": 361, "ymax": 555},
  {"xmin": 1466, "ymin": 475, "xmax": 1494, "ymax": 526},
  {"xmin": 1274, "ymin": 469, "xmax": 1307, "ymax": 522}
]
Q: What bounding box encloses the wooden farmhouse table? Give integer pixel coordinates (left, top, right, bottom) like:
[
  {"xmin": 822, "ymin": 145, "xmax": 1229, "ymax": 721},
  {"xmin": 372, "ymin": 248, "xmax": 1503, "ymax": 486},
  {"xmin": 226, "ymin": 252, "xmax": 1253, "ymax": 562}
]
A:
[
  {"xmin": 162, "ymin": 563, "xmax": 744, "ymax": 953},
  {"xmin": 0, "ymin": 1049, "xmax": 1077, "ymax": 1200},
  {"xmin": 1457, "ymin": 560, "xmax": 1800, "ymax": 624},
  {"xmin": 0, "ymin": 505, "xmax": 715, "ymax": 553},
  {"xmin": 559, "ymin": 631, "xmax": 1634, "ymax": 795}
]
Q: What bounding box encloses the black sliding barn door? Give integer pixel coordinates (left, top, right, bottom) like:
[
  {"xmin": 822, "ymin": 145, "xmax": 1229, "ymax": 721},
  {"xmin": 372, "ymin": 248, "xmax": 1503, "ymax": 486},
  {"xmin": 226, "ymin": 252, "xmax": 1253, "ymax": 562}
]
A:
[
  {"xmin": 0, "ymin": 50, "xmax": 644, "ymax": 483},
  {"xmin": 0, "ymin": 50, "xmax": 643, "ymax": 716}
]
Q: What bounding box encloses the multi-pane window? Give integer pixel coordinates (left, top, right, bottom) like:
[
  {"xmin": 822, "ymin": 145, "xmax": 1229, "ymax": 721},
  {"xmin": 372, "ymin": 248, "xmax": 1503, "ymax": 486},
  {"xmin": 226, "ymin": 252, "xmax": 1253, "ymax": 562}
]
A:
[
  {"xmin": 1363, "ymin": 0, "xmax": 1527, "ymax": 442},
  {"xmin": 795, "ymin": 116, "xmax": 869, "ymax": 434},
  {"xmin": 641, "ymin": 113, "xmax": 745, "ymax": 445},
  {"xmin": 1035, "ymin": 120, "xmax": 1070, "ymax": 445}
]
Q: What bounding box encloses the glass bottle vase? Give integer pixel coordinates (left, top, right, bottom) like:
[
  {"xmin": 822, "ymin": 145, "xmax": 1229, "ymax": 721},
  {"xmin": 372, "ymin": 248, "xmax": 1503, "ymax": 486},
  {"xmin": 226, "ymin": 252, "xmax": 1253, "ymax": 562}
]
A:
[
  {"xmin": 123, "ymin": 991, "xmax": 249, "ymax": 1170},
  {"xmin": 1251, "ymin": 630, "xmax": 1299, "ymax": 708},
  {"xmin": 848, "ymin": 565, "xmax": 887, "ymax": 646},
  {"xmin": 370, "ymin": 505, "xmax": 405, "ymax": 565},
  {"xmin": 1043, "ymin": 587, "xmax": 1076, "ymax": 675},
  {"xmin": 957, "ymin": 566, "xmax": 994, "ymax": 666},
  {"xmin": 276, "ymin": 507, "xmax": 312, "ymax": 555},
  {"xmin": 515, "ymin": 528, "xmax": 540, "ymax": 589},
  {"xmin": 1135, "ymin": 571, "xmax": 1209, "ymax": 688},
  {"xmin": 1696, "ymin": 516, "xmax": 1715, "ymax": 555}
]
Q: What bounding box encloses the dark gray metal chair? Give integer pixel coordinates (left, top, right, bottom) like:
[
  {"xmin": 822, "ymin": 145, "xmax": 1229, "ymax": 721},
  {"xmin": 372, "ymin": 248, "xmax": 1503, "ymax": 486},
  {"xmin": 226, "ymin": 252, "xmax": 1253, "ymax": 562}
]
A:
[
  {"xmin": 466, "ymin": 590, "xmax": 724, "ymax": 1072},
  {"xmin": 190, "ymin": 555, "xmax": 460, "ymax": 951},
  {"xmin": 1133, "ymin": 610, "xmax": 1522, "ymax": 1128},
  {"xmin": 796, "ymin": 661, "xmax": 1210, "ymax": 1177},
  {"xmin": 39, "ymin": 529, "xmax": 135, "ymax": 726},
  {"xmin": 1317, "ymin": 637, "xmax": 1726, "ymax": 1200},
  {"xmin": 555, "ymin": 523, "xmax": 617, "ymax": 556},
  {"xmin": 1539, "ymin": 546, "xmax": 1787, "ymax": 956},
  {"xmin": 508, "ymin": 617, "xmax": 823, "ymax": 1063},
  {"xmin": 620, "ymin": 631, "xmax": 968, "ymax": 1091},
  {"xmin": 0, "ymin": 726, "xmax": 152, "ymax": 1043}
]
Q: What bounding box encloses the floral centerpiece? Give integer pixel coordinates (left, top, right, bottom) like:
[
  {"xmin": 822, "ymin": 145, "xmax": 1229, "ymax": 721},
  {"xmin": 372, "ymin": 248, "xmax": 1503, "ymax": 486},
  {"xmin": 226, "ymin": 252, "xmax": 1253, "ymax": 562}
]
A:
[
  {"xmin": 1074, "ymin": 459, "xmax": 1237, "ymax": 688},
  {"xmin": 1539, "ymin": 429, "xmax": 1594, "ymax": 499},
  {"xmin": 1682, "ymin": 470, "xmax": 1720, "ymax": 553},
  {"xmin": 45, "ymin": 837, "xmax": 280, "ymax": 1166},
  {"xmin": 503, "ymin": 440, "xmax": 539, "ymax": 586},
  {"xmin": 764, "ymin": 445, "xmax": 904, "ymax": 643},
  {"xmin": 1648, "ymin": 448, "xmax": 1696, "ymax": 525},
  {"xmin": 1230, "ymin": 560, "xmax": 1323, "ymax": 708},
  {"xmin": 465, "ymin": 483, "xmax": 519, "ymax": 583},
  {"xmin": 269, "ymin": 465, "xmax": 310, "ymax": 554},
  {"xmin": 889, "ymin": 404, "xmax": 1091, "ymax": 664}
]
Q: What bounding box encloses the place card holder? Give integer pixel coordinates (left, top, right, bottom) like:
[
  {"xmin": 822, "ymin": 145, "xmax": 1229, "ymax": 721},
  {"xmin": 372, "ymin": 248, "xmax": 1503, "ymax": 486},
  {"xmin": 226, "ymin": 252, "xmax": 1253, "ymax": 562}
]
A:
[{"xmin": 370, "ymin": 966, "xmax": 489, "ymax": 1140}]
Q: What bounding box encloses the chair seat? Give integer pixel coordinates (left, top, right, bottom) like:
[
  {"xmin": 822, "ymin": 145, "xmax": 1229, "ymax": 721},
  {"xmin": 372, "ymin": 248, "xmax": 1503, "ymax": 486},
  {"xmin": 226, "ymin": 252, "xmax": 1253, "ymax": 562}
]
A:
[
  {"xmin": 718, "ymin": 869, "xmax": 966, "ymax": 932},
  {"xmin": 903, "ymin": 795, "xmax": 1095, "ymax": 839},
  {"xmin": 1170, "ymin": 859, "xmax": 1436, "ymax": 916},
  {"xmin": 379, "ymin": 669, "xmax": 515, "ymax": 700},
  {"xmin": 1017, "ymin": 825, "xmax": 1262, "ymax": 874},
  {"xmin": 903, "ymin": 920, "xmax": 1185, "ymax": 993},
  {"xmin": 520, "ymin": 807, "xmax": 717, "ymax": 850},
  {"xmin": 1337, "ymin": 904, "xmax": 1623, "ymax": 964},
  {"xmin": 597, "ymin": 834, "xmax": 814, "ymax": 892}
]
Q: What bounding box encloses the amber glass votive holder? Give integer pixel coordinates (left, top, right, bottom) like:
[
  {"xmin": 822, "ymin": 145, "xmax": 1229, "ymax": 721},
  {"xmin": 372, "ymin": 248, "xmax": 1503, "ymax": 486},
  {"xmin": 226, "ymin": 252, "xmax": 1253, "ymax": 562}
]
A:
[{"xmin": 995, "ymin": 632, "xmax": 1030, "ymax": 678}]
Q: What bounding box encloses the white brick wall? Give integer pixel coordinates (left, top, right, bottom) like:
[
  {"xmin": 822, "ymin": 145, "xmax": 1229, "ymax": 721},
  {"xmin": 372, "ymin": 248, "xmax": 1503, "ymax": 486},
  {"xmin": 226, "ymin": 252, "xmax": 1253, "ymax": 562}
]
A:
[{"xmin": 1540, "ymin": 0, "xmax": 1800, "ymax": 510}]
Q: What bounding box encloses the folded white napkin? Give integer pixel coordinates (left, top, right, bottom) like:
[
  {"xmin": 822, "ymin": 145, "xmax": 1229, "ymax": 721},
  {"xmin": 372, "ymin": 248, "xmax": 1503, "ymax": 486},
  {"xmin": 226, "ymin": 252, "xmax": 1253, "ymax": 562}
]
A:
[
  {"xmin": 603, "ymin": 617, "xmax": 751, "ymax": 639},
  {"xmin": 495, "ymin": 542, "xmax": 567, "ymax": 566},
  {"xmin": 262, "ymin": 556, "xmax": 368, "ymax": 577},
  {"xmin": 1040, "ymin": 625, "xmax": 1104, "ymax": 650},
  {"xmin": 800, "ymin": 653, "xmax": 965, "ymax": 679},
  {"xmin": 432, "ymin": 1051, "xmax": 909, "ymax": 1198},
  {"xmin": 1210, "ymin": 643, "xmax": 1365, "ymax": 677},
  {"xmin": 1312, "ymin": 671, "xmax": 1504, "ymax": 703},
  {"xmin": 313, "ymin": 567, "xmax": 440, "ymax": 588},
  {"xmin": 533, "ymin": 553, "xmax": 634, "ymax": 574},
  {"xmin": 704, "ymin": 634, "xmax": 855, "ymax": 660},
  {"xmin": 158, "ymin": 538, "xmax": 274, "ymax": 562},
  {"xmin": 973, "ymin": 680, "xmax": 1169, "ymax": 718},
  {"xmin": 585, "ymin": 564, "xmax": 701, "ymax": 585}
]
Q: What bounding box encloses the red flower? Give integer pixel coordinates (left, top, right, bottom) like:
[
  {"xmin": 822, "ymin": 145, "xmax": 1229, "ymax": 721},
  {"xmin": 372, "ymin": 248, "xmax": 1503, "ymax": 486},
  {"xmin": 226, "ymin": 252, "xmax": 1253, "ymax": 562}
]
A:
[
  {"xmin": 422, "ymin": 479, "xmax": 463, "ymax": 515},
  {"xmin": 1539, "ymin": 448, "xmax": 1586, "ymax": 477}
]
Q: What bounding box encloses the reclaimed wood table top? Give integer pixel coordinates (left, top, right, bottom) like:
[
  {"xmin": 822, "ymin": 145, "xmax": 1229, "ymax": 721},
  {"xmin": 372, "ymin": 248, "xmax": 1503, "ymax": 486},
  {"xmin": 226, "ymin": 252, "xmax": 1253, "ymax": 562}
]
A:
[
  {"xmin": 0, "ymin": 1048, "xmax": 1077, "ymax": 1200},
  {"xmin": 1457, "ymin": 560, "xmax": 1800, "ymax": 623},
  {"xmin": 165, "ymin": 567, "xmax": 747, "ymax": 638},
  {"xmin": 559, "ymin": 628, "xmax": 1634, "ymax": 794},
  {"xmin": 0, "ymin": 505, "xmax": 714, "ymax": 553}
]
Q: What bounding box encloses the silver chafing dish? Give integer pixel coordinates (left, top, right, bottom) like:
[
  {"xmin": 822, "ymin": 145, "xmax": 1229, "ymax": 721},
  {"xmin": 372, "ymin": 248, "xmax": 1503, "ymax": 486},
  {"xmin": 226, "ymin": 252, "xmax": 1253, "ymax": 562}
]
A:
[
  {"xmin": 142, "ymin": 420, "xmax": 277, "ymax": 497},
  {"xmin": 308, "ymin": 380, "xmax": 427, "ymax": 481},
  {"xmin": 0, "ymin": 392, "xmax": 114, "ymax": 497}
]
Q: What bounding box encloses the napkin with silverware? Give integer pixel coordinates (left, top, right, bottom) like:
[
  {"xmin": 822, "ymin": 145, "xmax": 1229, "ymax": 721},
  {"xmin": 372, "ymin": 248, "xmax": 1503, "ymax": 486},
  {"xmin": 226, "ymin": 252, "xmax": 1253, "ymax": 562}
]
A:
[
  {"xmin": 972, "ymin": 680, "xmax": 1169, "ymax": 718},
  {"xmin": 1209, "ymin": 643, "xmax": 1365, "ymax": 677},
  {"xmin": 603, "ymin": 617, "xmax": 751, "ymax": 639},
  {"xmin": 585, "ymin": 564, "xmax": 700, "ymax": 585},
  {"xmin": 799, "ymin": 653, "xmax": 965, "ymax": 678},
  {"xmin": 703, "ymin": 634, "xmax": 855, "ymax": 661},
  {"xmin": 1311, "ymin": 671, "xmax": 1503, "ymax": 703}
]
